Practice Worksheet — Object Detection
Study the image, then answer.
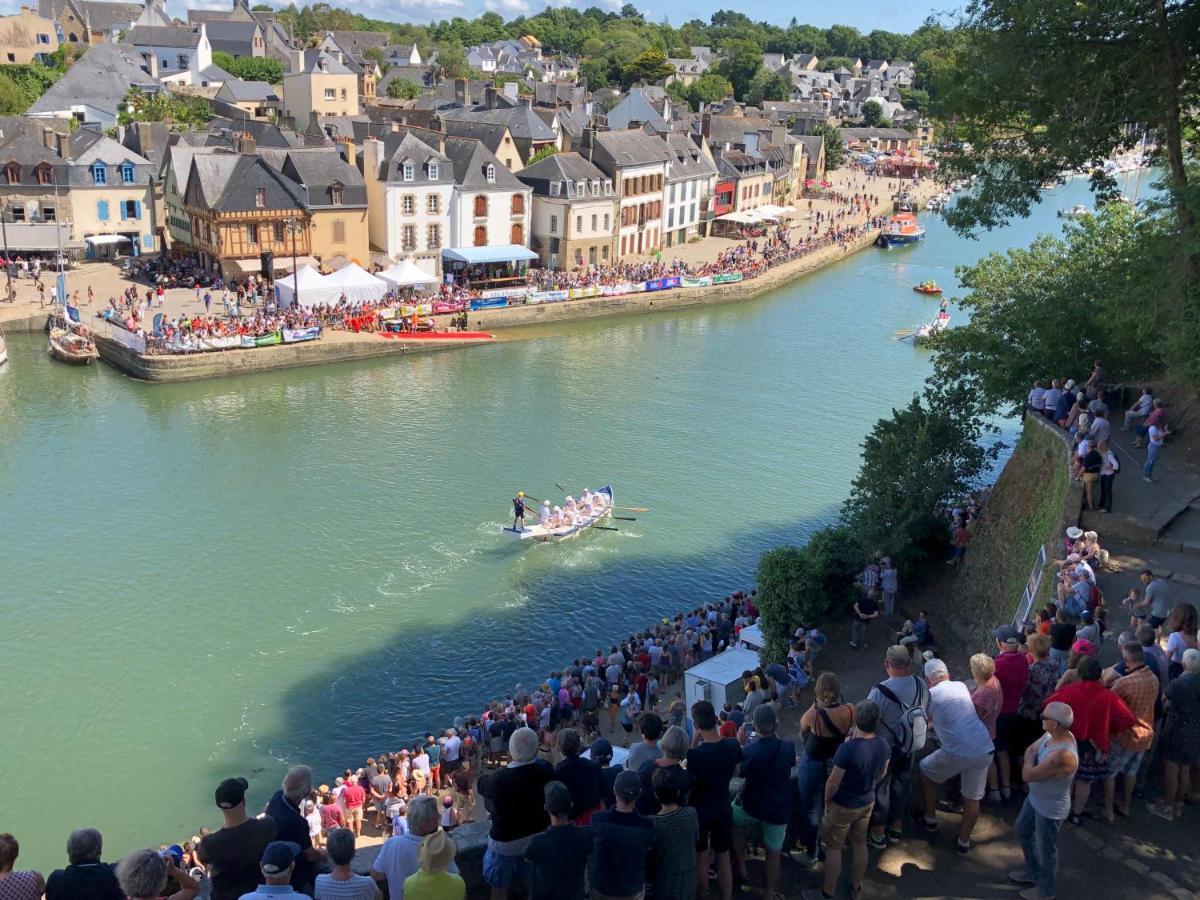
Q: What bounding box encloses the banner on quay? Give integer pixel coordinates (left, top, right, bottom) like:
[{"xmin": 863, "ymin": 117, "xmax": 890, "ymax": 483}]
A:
[
  {"xmin": 96, "ymin": 318, "xmax": 147, "ymax": 354},
  {"xmin": 282, "ymin": 327, "xmax": 321, "ymax": 344},
  {"xmin": 712, "ymin": 273, "xmax": 744, "ymax": 285},
  {"xmin": 529, "ymin": 289, "xmax": 569, "ymax": 304},
  {"xmin": 681, "ymin": 276, "xmax": 712, "ymax": 288},
  {"xmin": 432, "ymin": 299, "xmax": 467, "ymax": 314},
  {"xmin": 568, "ymin": 286, "xmax": 601, "ymax": 299},
  {"xmin": 470, "ymin": 297, "xmax": 509, "ymax": 311}
]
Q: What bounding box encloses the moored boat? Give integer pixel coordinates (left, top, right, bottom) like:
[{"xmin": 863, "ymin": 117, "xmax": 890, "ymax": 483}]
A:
[
  {"xmin": 48, "ymin": 327, "xmax": 99, "ymax": 365},
  {"xmin": 876, "ymin": 212, "xmax": 926, "ymax": 248},
  {"xmin": 0, "ymin": 333, "xmax": 7, "ymax": 366},
  {"xmin": 505, "ymin": 485, "xmax": 614, "ymax": 541}
]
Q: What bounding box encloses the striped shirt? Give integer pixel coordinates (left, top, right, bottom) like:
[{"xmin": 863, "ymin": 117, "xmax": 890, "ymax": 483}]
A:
[
  {"xmin": 859, "ymin": 565, "xmax": 880, "ymax": 591},
  {"xmin": 314, "ymin": 872, "xmax": 378, "ymax": 899}
]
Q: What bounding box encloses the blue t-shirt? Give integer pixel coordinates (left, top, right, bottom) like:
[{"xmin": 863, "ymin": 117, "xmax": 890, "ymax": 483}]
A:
[
  {"xmin": 831, "ymin": 736, "xmax": 891, "ymax": 809},
  {"xmin": 739, "ymin": 736, "xmax": 797, "ymax": 825}
]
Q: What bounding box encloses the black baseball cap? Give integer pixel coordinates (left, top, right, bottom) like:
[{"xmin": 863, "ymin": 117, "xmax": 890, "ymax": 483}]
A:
[
  {"xmin": 215, "ymin": 777, "xmax": 249, "ymax": 810},
  {"xmin": 260, "ymin": 841, "xmax": 301, "ymax": 874}
]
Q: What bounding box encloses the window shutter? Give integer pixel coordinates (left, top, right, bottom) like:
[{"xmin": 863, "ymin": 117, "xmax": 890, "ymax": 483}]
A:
[
  {"xmin": 134, "ymin": 201, "xmax": 142, "ymax": 219},
  {"xmin": 97, "ymin": 200, "xmax": 109, "ymax": 221}
]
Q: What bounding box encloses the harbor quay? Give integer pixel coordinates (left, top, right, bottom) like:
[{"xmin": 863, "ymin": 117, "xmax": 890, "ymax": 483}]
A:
[{"xmin": 1, "ymin": 172, "xmax": 941, "ymax": 382}]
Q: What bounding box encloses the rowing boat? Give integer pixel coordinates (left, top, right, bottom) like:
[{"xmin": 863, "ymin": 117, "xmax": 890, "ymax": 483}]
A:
[
  {"xmin": 48, "ymin": 327, "xmax": 99, "ymax": 365},
  {"xmin": 504, "ymin": 485, "xmax": 614, "ymax": 541}
]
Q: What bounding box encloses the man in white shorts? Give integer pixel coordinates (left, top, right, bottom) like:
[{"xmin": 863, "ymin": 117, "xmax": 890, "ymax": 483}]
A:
[{"xmin": 919, "ymin": 658, "xmax": 995, "ymax": 855}]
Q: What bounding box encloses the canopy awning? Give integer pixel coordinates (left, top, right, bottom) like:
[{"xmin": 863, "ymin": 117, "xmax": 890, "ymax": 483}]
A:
[
  {"xmin": 2, "ymin": 222, "xmax": 73, "ymax": 251},
  {"xmin": 378, "ymin": 258, "xmax": 437, "ymax": 288},
  {"xmin": 758, "ymin": 203, "xmax": 794, "ymax": 219},
  {"xmin": 442, "ymin": 245, "xmax": 538, "ymax": 265},
  {"xmin": 85, "ymin": 234, "xmax": 131, "ymax": 245},
  {"xmin": 228, "ymin": 255, "xmax": 317, "ymax": 275},
  {"xmin": 718, "ymin": 210, "xmax": 759, "ymax": 224}
]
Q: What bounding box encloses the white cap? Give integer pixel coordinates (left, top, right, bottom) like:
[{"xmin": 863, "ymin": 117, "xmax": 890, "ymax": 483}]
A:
[{"xmin": 924, "ymin": 658, "xmax": 949, "ymax": 679}]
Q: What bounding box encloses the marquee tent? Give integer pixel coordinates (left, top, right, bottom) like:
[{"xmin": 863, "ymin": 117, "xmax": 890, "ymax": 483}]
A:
[
  {"xmin": 319, "ymin": 262, "xmax": 389, "ymax": 302},
  {"xmin": 274, "ymin": 264, "xmax": 335, "ymax": 308},
  {"xmin": 378, "ymin": 259, "xmax": 437, "ymax": 290}
]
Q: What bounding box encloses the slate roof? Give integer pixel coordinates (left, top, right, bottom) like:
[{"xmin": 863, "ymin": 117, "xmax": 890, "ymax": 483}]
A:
[
  {"xmin": 443, "ymin": 136, "xmax": 525, "ymax": 190},
  {"xmin": 81, "ymin": 0, "xmax": 140, "ymax": 31},
  {"xmin": 329, "ymin": 30, "xmax": 388, "ymax": 52},
  {"xmin": 209, "ymin": 115, "xmax": 303, "ymax": 149},
  {"xmin": 590, "ymin": 129, "xmax": 672, "ymax": 169},
  {"xmin": 130, "ymin": 25, "xmax": 199, "ymax": 47},
  {"xmin": 294, "ymin": 48, "xmax": 353, "ymax": 76},
  {"xmin": 838, "ymin": 126, "xmax": 916, "ymax": 141},
  {"xmin": 27, "ymin": 42, "xmax": 157, "ymax": 118},
  {"xmin": 516, "ymin": 151, "xmax": 611, "ymax": 198},
  {"xmin": 184, "ymin": 152, "xmax": 307, "ymax": 212},
  {"xmin": 121, "ymin": 120, "xmax": 171, "ymax": 169},
  {"xmin": 605, "ymin": 87, "xmax": 669, "ymax": 133},
  {"xmin": 439, "ymin": 105, "xmax": 555, "ymax": 143},
  {"xmin": 258, "ymin": 147, "xmax": 367, "ymax": 208},
  {"xmin": 203, "ymin": 19, "xmax": 261, "ymax": 57},
  {"xmin": 217, "ymin": 79, "xmax": 279, "ymax": 102},
  {"xmin": 370, "ymin": 130, "xmax": 452, "ymax": 184},
  {"xmin": 663, "ymin": 132, "xmax": 716, "ymax": 182},
  {"xmin": 440, "ymin": 119, "xmax": 509, "ymax": 157}
]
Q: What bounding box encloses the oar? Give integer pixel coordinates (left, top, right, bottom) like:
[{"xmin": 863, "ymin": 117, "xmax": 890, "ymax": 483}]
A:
[
  {"xmin": 613, "ymin": 506, "xmax": 651, "ymax": 512},
  {"xmin": 592, "ymin": 525, "xmax": 620, "ymax": 532},
  {"xmin": 612, "ymin": 516, "xmax": 637, "ymax": 522}
]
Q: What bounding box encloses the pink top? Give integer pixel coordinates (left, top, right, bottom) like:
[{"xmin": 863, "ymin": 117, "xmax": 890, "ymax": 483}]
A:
[
  {"xmin": 0, "ymin": 871, "xmax": 43, "ymax": 900},
  {"xmin": 971, "ymin": 677, "xmax": 1003, "ymax": 740}
]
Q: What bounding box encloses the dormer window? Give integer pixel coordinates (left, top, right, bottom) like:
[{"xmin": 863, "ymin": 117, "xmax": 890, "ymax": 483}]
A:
[
  {"xmin": 402, "ymin": 162, "xmax": 414, "ymax": 182},
  {"xmin": 550, "ymin": 181, "xmax": 560, "ymax": 196},
  {"xmin": 91, "ymin": 162, "xmax": 107, "ymax": 185},
  {"xmin": 121, "ymin": 162, "xmax": 135, "ymax": 184},
  {"xmin": 330, "ymin": 183, "xmax": 343, "ymax": 204},
  {"xmin": 428, "ymin": 163, "xmax": 439, "ymax": 180},
  {"xmin": 255, "ymin": 188, "xmax": 265, "ymax": 207},
  {"xmin": 35, "ymin": 163, "xmax": 52, "ymax": 185},
  {"xmin": 576, "ymin": 181, "xmax": 585, "ymax": 195},
  {"xmin": 5, "ymin": 162, "xmax": 19, "ymax": 184},
  {"xmin": 485, "ymin": 164, "xmax": 496, "ymax": 183}
]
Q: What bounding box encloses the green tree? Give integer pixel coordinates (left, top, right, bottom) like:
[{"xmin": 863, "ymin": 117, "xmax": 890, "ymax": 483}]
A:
[
  {"xmin": 861, "ymin": 99, "xmax": 884, "ymax": 126},
  {"xmin": 815, "ymin": 123, "xmax": 844, "ymax": 170},
  {"xmin": 622, "ymin": 47, "xmax": 674, "ymax": 86},
  {"xmin": 715, "ymin": 39, "xmax": 762, "ymax": 101},
  {"xmin": 579, "ymin": 57, "xmax": 611, "ymax": 89},
  {"xmin": 898, "ymin": 87, "xmax": 929, "ymax": 115},
  {"xmin": 0, "ymin": 73, "xmax": 28, "ymax": 115},
  {"xmin": 932, "ymin": 207, "xmax": 1164, "ymax": 412},
  {"xmin": 744, "ymin": 68, "xmax": 790, "ymax": 106},
  {"xmin": 686, "ymin": 71, "xmax": 733, "ymax": 108},
  {"xmin": 843, "ymin": 380, "xmax": 998, "ymax": 569},
  {"xmin": 527, "ymin": 145, "xmax": 558, "ymax": 165},
  {"xmin": 434, "ymin": 41, "xmax": 470, "ymax": 80},
  {"xmin": 824, "ymin": 24, "xmax": 863, "ymax": 57},
  {"xmin": 817, "ymin": 55, "xmax": 855, "ymax": 72},
  {"xmin": 212, "ymin": 52, "xmax": 284, "ymax": 84},
  {"xmin": 385, "ymin": 77, "xmax": 422, "ymax": 100}
]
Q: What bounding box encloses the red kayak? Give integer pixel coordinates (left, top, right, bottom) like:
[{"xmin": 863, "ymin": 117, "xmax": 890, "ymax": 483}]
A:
[{"xmin": 378, "ymin": 331, "xmax": 494, "ymax": 340}]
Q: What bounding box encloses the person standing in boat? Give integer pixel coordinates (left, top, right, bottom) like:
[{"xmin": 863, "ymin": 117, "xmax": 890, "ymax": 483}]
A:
[
  {"xmin": 540, "ymin": 501, "xmax": 551, "ymax": 527},
  {"xmin": 512, "ymin": 492, "xmax": 527, "ymax": 531}
]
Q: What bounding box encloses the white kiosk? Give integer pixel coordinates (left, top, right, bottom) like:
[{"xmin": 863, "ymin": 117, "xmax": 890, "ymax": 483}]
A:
[
  {"xmin": 683, "ymin": 646, "xmax": 761, "ymax": 713},
  {"xmin": 737, "ymin": 623, "xmax": 765, "ymax": 652}
]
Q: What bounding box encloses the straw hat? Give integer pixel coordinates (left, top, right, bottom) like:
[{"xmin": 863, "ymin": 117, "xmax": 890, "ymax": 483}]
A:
[{"xmin": 418, "ymin": 830, "xmax": 457, "ymax": 873}]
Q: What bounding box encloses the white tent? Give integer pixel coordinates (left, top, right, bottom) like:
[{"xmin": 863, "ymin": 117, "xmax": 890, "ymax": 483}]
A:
[
  {"xmin": 275, "ymin": 264, "xmax": 335, "ymax": 308},
  {"xmin": 319, "ymin": 262, "xmax": 389, "ymax": 303},
  {"xmin": 378, "ymin": 259, "xmax": 438, "ymax": 290}
]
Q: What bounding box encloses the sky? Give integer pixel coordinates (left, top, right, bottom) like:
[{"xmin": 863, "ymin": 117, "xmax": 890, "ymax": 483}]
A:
[{"xmin": 5, "ymin": 0, "xmax": 946, "ymax": 33}]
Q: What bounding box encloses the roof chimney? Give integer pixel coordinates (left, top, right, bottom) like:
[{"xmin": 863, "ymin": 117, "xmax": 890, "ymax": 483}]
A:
[
  {"xmin": 454, "ymin": 77, "xmax": 467, "ymax": 108},
  {"xmin": 55, "ymin": 131, "xmax": 69, "ymax": 159},
  {"xmin": 235, "ymin": 132, "xmax": 257, "ymax": 155},
  {"xmin": 43, "ymin": 126, "xmax": 55, "ymax": 149},
  {"xmin": 336, "ymin": 135, "xmax": 355, "ymax": 166},
  {"xmin": 484, "ymin": 84, "xmax": 497, "ymax": 109},
  {"xmin": 135, "ymin": 120, "xmax": 154, "ymax": 154}
]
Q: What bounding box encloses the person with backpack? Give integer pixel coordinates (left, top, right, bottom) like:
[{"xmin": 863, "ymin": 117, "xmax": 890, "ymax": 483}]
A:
[{"xmin": 865, "ymin": 646, "xmax": 930, "ymax": 849}]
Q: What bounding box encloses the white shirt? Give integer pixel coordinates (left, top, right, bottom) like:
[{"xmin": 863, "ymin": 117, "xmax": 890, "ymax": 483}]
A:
[
  {"xmin": 929, "ymin": 679, "xmax": 994, "ymax": 759},
  {"xmin": 1133, "ymin": 394, "xmax": 1153, "ymax": 415},
  {"xmin": 371, "ymin": 832, "xmax": 458, "ymax": 900},
  {"xmin": 1148, "ymin": 425, "xmax": 1165, "ymax": 446}
]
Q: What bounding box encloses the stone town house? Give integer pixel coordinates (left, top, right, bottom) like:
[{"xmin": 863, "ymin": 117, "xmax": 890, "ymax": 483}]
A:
[
  {"xmin": 516, "ymin": 151, "xmax": 618, "ymax": 271},
  {"xmin": 581, "ymin": 129, "xmax": 670, "ymax": 259},
  {"xmin": 442, "ymin": 136, "xmax": 531, "ymax": 252}
]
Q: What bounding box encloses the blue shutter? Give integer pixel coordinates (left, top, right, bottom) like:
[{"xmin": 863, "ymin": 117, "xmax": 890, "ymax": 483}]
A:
[
  {"xmin": 97, "ymin": 200, "xmax": 109, "ymax": 221},
  {"xmin": 134, "ymin": 200, "xmax": 142, "ymax": 219}
]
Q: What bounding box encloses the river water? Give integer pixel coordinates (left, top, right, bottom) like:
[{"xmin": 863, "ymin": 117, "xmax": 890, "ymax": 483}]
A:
[{"xmin": 0, "ymin": 176, "xmax": 1099, "ymax": 868}]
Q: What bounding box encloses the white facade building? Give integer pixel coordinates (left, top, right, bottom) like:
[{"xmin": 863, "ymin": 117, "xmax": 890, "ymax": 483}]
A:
[{"xmin": 362, "ymin": 131, "xmax": 453, "ymax": 276}]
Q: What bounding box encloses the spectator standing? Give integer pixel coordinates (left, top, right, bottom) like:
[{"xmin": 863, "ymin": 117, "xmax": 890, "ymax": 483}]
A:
[
  {"xmin": 588, "ymin": 770, "xmax": 654, "ymax": 900},
  {"xmin": 115, "ymin": 849, "xmax": 199, "ymax": 900},
  {"xmin": 687, "ymin": 700, "xmax": 743, "ymax": 900},
  {"xmin": 315, "ymin": 829, "xmax": 381, "ymax": 900},
  {"xmin": 1142, "ymin": 570, "xmax": 1170, "ymax": 636},
  {"xmin": 636, "ymin": 725, "xmax": 689, "ymax": 816},
  {"xmin": 731, "ymin": 704, "xmax": 796, "ymax": 900},
  {"xmin": 649, "ymin": 767, "xmax": 699, "ymax": 900},
  {"xmin": 866, "ymin": 647, "xmax": 929, "ymax": 849},
  {"xmin": 1098, "ymin": 440, "xmax": 1120, "ymax": 513},
  {"xmin": 992, "ymin": 627, "xmax": 1031, "ymax": 801},
  {"xmin": 371, "ymin": 796, "xmax": 456, "ymax": 900},
  {"xmin": 850, "ymin": 589, "xmax": 880, "ymax": 650},
  {"xmin": 1018, "ymin": 634, "xmax": 1060, "ymax": 753},
  {"xmin": 1148, "ymin": 649, "xmax": 1200, "ymax": 820},
  {"xmin": 401, "ymin": 831, "xmax": 464, "ymax": 900},
  {"xmin": 265, "ymin": 767, "xmax": 327, "ymax": 894},
  {"xmin": 44, "ymin": 828, "xmax": 123, "ymax": 900},
  {"xmin": 1103, "ymin": 642, "xmax": 1157, "ymax": 822},
  {"xmin": 880, "ymin": 558, "xmax": 899, "ymax": 617},
  {"xmin": 341, "ymin": 775, "xmax": 367, "ymax": 837},
  {"xmin": 197, "ymin": 777, "xmax": 278, "ymax": 900},
  {"xmin": 625, "ymin": 712, "xmax": 664, "ymax": 772},
  {"xmin": 524, "ymin": 782, "xmax": 592, "ymax": 900},
  {"xmin": 1143, "ymin": 419, "xmax": 1165, "ymax": 481},
  {"xmin": 1044, "ymin": 656, "xmax": 1137, "ymax": 825},
  {"xmin": 370, "ymin": 766, "xmax": 393, "ymax": 831},
  {"xmin": 553, "ymin": 729, "xmax": 605, "ymax": 823},
  {"xmin": 477, "ymin": 727, "xmax": 554, "ymax": 899},
  {"xmin": 919, "ymin": 658, "xmax": 995, "ymax": 855},
  {"xmin": 1009, "ymin": 701, "xmax": 1078, "ymax": 900},
  {"xmin": 1049, "ymin": 611, "xmax": 1076, "ymax": 676},
  {"xmin": 0, "ymin": 834, "xmax": 44, "ymax": 900},
  {"xmin": 803, "ymin": 701, "xmax": 890, "ymax": 900}
]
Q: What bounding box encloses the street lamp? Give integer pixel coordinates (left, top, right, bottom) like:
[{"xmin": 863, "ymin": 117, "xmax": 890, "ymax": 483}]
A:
[{"xmin": 1, "ymin": 204, "xmax": 12, "ymax": 303}]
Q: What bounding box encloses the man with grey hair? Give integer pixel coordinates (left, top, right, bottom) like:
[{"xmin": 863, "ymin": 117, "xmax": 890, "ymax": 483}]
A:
[
  {"xmin": 865, "ymin": 645, "xmax": 929, "ymax": 850},
  {"xmin": 371, "ymin": 794, "xmax": 456, "ymax": 900},
  {"xmin": 1149, "ymin": 648, "xmax": 1200, "ymax": 820},
  {"xmin": 116, "ymin": 849, "xmax": 198, "ymax": 900},
  {"xmin": 45, "ymin": 828, "xmax": 123, "ymax": 900},
  {"xmin": 477, "ymin": 726, "xmax": 554, "ymax": 899},
  {"xmin": 265, "ymin": 766, "xmax": 326, "ymax": 894},
  {"xmin": 1009, "ymin": 701, "xmax": 1078, "ymax": 900},
  {"xmin": 318, "ymin": 828, "xmax": 381, "ymax": 899},
  {"xmin": 919, "ymin": 658, "xmax": 994, "ymax": 855}
]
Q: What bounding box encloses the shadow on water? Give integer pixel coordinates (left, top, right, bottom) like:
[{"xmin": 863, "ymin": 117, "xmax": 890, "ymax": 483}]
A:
[{"xmin": 210, "ymin": 509, "xmax": 840, "ymax": 789}]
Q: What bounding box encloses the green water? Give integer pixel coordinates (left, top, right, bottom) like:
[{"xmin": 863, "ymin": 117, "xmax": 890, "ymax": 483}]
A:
[{"xmin": 0, "ymin": 177, "xmax": 1096, "ymax": 869}]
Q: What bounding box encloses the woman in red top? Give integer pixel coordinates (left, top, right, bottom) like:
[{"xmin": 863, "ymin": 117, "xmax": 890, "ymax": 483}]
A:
[{"xmin": 1044, "ymin": 656, "xmax": 1137, "ymax": 825}]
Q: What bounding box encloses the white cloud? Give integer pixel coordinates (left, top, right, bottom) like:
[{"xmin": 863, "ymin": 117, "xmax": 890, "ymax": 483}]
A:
[{"xmin": 482, "ymin": 0, "xmax": 530, "ymax": 14}]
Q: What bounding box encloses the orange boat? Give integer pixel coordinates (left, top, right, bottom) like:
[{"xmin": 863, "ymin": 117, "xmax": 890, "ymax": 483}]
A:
[
  {"xmin": 913, "ymin": 282, "xmax": 942, "ymax": 295},
  {"xmin": 877, "ymin": 212, "xmax": 927, "ymax": 248}
]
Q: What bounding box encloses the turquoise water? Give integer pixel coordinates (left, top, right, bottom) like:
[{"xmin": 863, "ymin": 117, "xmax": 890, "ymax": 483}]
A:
[{"xmin": 0, "ymin": 176, "xmax": 1098, "ymax": 868}]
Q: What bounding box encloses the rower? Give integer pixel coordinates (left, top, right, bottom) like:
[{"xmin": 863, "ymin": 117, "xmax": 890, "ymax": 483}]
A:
[
  {"xmin": 539, "ymin": 501, "xmax": 551, "ymax": 525},
  {"xmin": 564, "ymin": 495, "xmax": 577, "ymax": 514},
  {"xmin": 550, "ymin": 505, "xmax": 563, "ymax": 527},
  {"xmin": 581, "ymin": 488, "xmax": 592, "ymax": 506},
  {"xmin": 512, "ymin": 491, "xmax": 527, "ymax": 531}
]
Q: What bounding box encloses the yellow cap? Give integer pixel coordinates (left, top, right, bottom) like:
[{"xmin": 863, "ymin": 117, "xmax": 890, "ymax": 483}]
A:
[{"xmin": 517, "ymin": 491, "xmax": 524, "ymax": 497}]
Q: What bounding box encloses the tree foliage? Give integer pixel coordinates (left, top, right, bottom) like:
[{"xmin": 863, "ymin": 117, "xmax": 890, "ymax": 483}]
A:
[
  {"xmin": 815, "ymin": 123, "xmax": 844, "ymax": 171},
  {"xmin": 385, "ymin": 77, "xmax": 422, "ymax": 100},
  {"xmin": 212, "ymin": 52, "xmax": 284, "ymax": 84},
  {"xmin": 861, "ymin": 99, "xmax": 884, "ymax": 126},
  {"xmin": 622, "ymin": 48, "xmax": 674, "ymax": 87},
  {"xmin": 715, "ymin": 39, "xmax": 762, "ymax": 101},
  {"xmin": 118, "ymin": 88, "xmax": 211, "ymax": 128},
  {"xmin": 0, "ymin": 64, "xmax": 60, "ymax": 114},
  {"xmin": 744, "ymin": 68, "xmax": 790, "ymax": 106}
]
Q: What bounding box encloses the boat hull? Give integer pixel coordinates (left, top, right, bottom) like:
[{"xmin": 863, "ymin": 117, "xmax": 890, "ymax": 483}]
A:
[
  {"xmin": 48, "ymin": 329, "xmax": 99, "ymax": 365},
  {"xmin": 504, "ymin": 485, "xmax": 614, "ymax": 541},
  {"xmin": 879, "ymin": 231, "xmax": 925, "ymax": 247},
  {"xmin": 913, "ymin": 286, "xmax": 942, "ymax": 295}
]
